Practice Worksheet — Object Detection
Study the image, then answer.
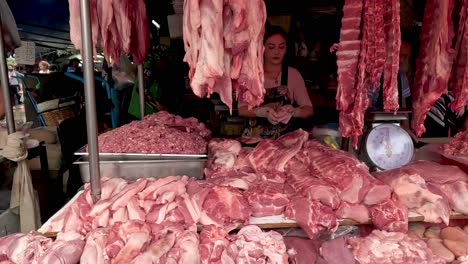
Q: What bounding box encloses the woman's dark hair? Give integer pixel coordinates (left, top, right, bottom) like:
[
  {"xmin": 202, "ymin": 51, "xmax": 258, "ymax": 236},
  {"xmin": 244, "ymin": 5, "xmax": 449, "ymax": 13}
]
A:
[{"xmin": 264, "ymin": 25, "xmax": 288, "ymax": 43}]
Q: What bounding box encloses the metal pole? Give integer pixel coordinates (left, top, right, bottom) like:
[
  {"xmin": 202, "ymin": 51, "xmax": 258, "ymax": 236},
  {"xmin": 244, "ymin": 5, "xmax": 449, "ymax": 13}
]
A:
[
  {"xmin": 79, "ymin": 0, "xmax": 101, "ymax": 202},
  {"xmin": 137, "ymin": 65, "xmax": 145, "ymax": 118},
  {"xmin": 0, "ymin": 13, "xmax": 15, "ymax": 134}
]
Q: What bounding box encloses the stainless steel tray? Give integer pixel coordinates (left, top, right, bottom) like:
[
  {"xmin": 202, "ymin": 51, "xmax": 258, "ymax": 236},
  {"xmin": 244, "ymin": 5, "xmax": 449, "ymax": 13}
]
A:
[
  {"xmin": 74, "ymin": 157, "xmax": 206, "ymax": 182},
  {"xmin": 75, "ymin": 146, "xmax": 207, "ymax": 160}
]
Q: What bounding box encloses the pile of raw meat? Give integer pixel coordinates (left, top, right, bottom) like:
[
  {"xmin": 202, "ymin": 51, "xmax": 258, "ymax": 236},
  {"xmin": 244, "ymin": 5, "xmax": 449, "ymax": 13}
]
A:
[
  {"xmin": 0, "ymin": 232, "xmax": 84, "ymax": 264},
  {"xmin": 87, "ymin": 111, "xmax": 210, "ymax": 154},
  {"xmin": 374, "ymin": 161, "xmax": 468, "ymax": 225},
  {"xmin": 408, "ymin": 223, "xmax": 468, "ymax": 262},
  {"xmin": 81, "ymin": 222, "xmax": 287, "ymax": 263},
  {"xmin": 68, "ymin": 0, "xmax": 149, "ymax": 64},
  {"xmin": 442, "ymin": 129, "xmax": 468, "ymax": 155},
  {"xmin": 205, "ymin": 129, "xmax": 410, "ymax": 238},
  {"xmin": 183, "ymin": 0, "xmax": 267, "ymax": 112},
  {"xmin": 36, "ymin": 176, "xmax": 288, "ymax": 263},
  {"xmin": 284, "ymin": 229, "xmax": 446, "ymax": 264},
  {"xmin": 412, "ymin": 0, "xmax": 468, "ymax": 136},
  {"xmin": 41, "ymin": 176, "xmax": 250, "ymax": 235},
  {"xmin": 333, "ymin": 0, "xmax": 401, "ymax": 147},
  {"xmin": 348, "ymin": 230, "xmax": 446, "ymax": 264}
]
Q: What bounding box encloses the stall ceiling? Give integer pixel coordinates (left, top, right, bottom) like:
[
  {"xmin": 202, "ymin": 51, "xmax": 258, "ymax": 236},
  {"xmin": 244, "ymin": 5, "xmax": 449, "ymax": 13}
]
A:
[{"xmin": 6, "ymin": 0, "xmax": 70, "ymax": 50}]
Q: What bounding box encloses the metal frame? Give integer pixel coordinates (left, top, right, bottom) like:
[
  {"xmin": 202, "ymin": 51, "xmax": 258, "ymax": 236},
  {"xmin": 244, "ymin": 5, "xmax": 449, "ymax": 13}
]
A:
[
  {"xmin": 0, "ymin": 0, "xmax": 148, "ymax": 202},
  {"xmin": 79, "ymin": 0, "xmax": 101, "ymax": 202},
  {"xmin": 77, "ymin": 0, "xmax": 146, "ymax": 201}
]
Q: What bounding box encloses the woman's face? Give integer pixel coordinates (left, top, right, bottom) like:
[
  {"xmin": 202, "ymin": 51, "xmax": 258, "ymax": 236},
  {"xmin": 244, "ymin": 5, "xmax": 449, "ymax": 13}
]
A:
[
  {"xmin": 264, "ymin": 34, "xmax": 287, "ymax": 66},
  {"xmin": 39, "ymin": 63, "xmax": 46, "ymax": 70}
]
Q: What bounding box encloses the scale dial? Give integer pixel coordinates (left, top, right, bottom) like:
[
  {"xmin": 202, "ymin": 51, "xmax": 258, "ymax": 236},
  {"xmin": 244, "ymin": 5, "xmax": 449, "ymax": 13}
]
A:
[{"xmin": 366, "ymin": 124, "xmax": 414, "ymax": 170}]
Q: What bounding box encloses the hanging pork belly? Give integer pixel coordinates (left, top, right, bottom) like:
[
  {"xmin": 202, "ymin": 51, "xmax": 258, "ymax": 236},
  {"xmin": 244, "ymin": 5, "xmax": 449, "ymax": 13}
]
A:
[
  {"xmin": 68, "ymin": 0, "xmax": 150, "ymax": 65},
  {"xmin": 183, "ymin": 0, "xmax": 267, "ymax": 113}
]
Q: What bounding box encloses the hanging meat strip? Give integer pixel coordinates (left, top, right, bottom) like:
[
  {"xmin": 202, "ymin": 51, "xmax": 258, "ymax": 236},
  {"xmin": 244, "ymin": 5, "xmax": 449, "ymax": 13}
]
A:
[
  {"xmin": 128, "ymin": 0, "xmax": 150, "ymax": 65},
  {"xmin": 371, "ymin": 0, "xmax": 386, "ymax": 90},
  {"xmin": 412, "ymin": 0, "xmax": 456, "ymax": 137},
  {"xmin": 335, "ymin": 0, "xmax": 363, "ymax": 113},
  {"xmin": 187, "ymin": 0, "xmax": 225, "ymax": 106},
  {"xmin": 337, "ymin": 0, "xmax": 372, "ymax": 148},
  {"xmin": 183, "ymin": 0, "xmax": 266, "ymax": 112},
  {"xmin": 182, "ymin": 0, "xmax": 201, "ymax": 80},
  {"xmin": 69, "ymin": 0, "xmax": 149, "ymax": 65},
  {"xmin": 335, "ymin": 0, "xmax": 401, "ymax": 148},
  {"xmin": 449, "ymin": 0, "xmax": 468, "ymax": 114},
  {"xmin": 69, "ymin": 0, "xmax": 100, "ymax": 56},
  {"xmin": 382, "ymin": 0, "xmax": 401, "ymax": 112},
  {"xmin": 235, "ymin": 0, "xmax": 267, "ymax": 109}
]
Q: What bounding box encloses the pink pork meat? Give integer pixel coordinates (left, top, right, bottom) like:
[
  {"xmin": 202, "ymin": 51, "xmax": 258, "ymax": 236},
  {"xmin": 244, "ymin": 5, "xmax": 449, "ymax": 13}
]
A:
[
  {"xmin": 244, "ymin": 182, "xmax": 289, "ymax": 217},
  {"xmin": 348, "ymin": 230, "xmax": 445, "ymax": 264},
  {"xmin": 285, "ymin": 196, "xmax": 338, "ymax": 239},
  {"xmin": 411, "ymin": 0, "xmax": 456, "ymax": 136}
]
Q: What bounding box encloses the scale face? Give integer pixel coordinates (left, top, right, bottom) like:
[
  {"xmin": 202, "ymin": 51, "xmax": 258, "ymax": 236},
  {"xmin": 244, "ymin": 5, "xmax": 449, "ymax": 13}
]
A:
[{"xmin": 366, "ymin": 123, "xmax": 414, "ymax": 170}]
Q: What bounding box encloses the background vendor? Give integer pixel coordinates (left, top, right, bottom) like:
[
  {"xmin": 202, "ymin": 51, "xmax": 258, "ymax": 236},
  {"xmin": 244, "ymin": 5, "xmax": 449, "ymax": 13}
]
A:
[{"xmin": 238, "ymin": 26, "xmax": 313, "ymax": 138}]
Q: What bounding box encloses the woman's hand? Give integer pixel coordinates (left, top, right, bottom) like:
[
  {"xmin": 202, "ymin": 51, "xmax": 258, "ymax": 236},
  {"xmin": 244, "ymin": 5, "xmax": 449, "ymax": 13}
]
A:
[{"xmin": 255, "ymin": 106, "xmax": 280, "ymax": 125}]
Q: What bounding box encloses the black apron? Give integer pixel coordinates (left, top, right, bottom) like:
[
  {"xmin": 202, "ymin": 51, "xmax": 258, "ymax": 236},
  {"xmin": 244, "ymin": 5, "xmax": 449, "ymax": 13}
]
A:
[{"xmin": 242, "ymin": 65, "xmax": 294, "ymax": 139}]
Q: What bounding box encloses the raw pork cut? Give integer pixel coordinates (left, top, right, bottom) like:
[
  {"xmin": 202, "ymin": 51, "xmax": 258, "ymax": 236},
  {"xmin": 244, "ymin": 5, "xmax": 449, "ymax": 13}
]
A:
[
  {"xmin": 199, "ymin": 225, "xmax": 233, "ymax": 264},
  {"xmin": 234, "ymin": 0, "xmax": 267, "ymax": 109},
  {"xmin": 86, "ymin": 112, "xmax": 209, "ymax": 154},
  {"xmin": 334, "ymin": 0, "xmax": 401, "ymax": 147},
  {"xmin": 186, "ymin": 180, "xmax": 251, "ymax": 229},
  {"xmin": 335, "ymin": 202, "xmax": 370, "ymax": 224},
  {"xmin": 369, "ymin": 198, "xmax": 408, "ymax": 233},
  {"xmin": 285, "ymin": 159, "xmax": 341, "ymax": 209},
  {"xmin": 247, "ymin": 129, "xmax": 308, "ymax": 173},
  {"xmin": 230, "ymin": 225, "xmax": 288, "ymax": 264},
  {"xmin": 321, "ymin": 236, "xmax": 356, "ymax": 264},
  {"xmin": 37, "ymin": 232, "xmax": 85, "ymax": 264},
  {"xmin": 334, "ymin": 0, "xmax": 363, "ymax": 113},
  {"xmin": 295, "ymin": 141, "xmax": 373, "ymax": 204},
  {"xmin": 0, "ymin": 232, "xmax": 84, "ymax": 264},
  {"xmin": 189, "ymin": 0, "xmax": 225, "ymax": 103},
  {"xmin": 284, "ymin": 237, "xmax": 322, "ymax": 264},
  {"xmin": 382, "ymin": 0, "xmax": 401, "ymax": 111},
  {"xmin": 374, "ymin": 167, "xmax": 451, "ymax": 224},
  {"xmin": 205, "ymin": 139, "xmax": 242, "ymax": 178},
  {"xmin": 201, "ymin": 186, "xmax": 251, "ymax": 227},
  {"xmin": 380, "ymin": 161, "xmax": 468, "ymax": 215},
  {"xmin": 412, "ymin": 0, "xmax": 456, "ymax": 136},
  {"xmin": 348, "ymin": 230, "xmax": 445, "ymax": 264},
  {"xmin": 442, "ymin": 129, "xmax": 468, "ymax": 155},
  {"xmin": 145, "ymin": 111, "xmax": 211, "ymax": 139},
  {"xmin": 69, "ymin": 0, "xmax": 149, "ymax": 64},
  {"xmin": 285, "ymin": 196, "xmax": 338, "ymax": 239},
  {"xmin": 449, "ymin": 0, "xmax": 468, "ymax": 114},
  {"xmin": 244, "ymin": 182, "xmax": 289, "ymax": 217},
  {"xmin": 183, "ymin": 0, "xmax": 267, "ymax": 111}
]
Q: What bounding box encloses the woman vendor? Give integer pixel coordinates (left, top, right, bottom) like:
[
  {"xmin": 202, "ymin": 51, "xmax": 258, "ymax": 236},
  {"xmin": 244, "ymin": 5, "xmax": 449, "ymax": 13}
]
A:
[{"xmin": 239, "ymin": 26, "xmax": 314, "ymax": 139}]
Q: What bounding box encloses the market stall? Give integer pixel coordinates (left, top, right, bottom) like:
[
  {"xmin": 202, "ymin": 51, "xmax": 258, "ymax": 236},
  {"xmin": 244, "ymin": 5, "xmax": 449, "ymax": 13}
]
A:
[{"xmin": 0, "ymin": 0, "xmax": 468, "ymax": 263}]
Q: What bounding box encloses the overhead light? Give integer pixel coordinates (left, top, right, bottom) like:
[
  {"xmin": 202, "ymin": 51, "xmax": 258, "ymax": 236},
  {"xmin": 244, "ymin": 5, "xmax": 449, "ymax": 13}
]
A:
[{"xmin": 152, "ymin": 20, "xmax": 160, "ymax": 29}]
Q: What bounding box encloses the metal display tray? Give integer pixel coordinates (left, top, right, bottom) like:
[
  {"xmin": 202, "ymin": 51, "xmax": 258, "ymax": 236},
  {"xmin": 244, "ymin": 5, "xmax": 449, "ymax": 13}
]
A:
[
  {"xmin": 75, "ymin": 146, "xmax": 207, "ymax": 160},
  {"xmin": 74, "ymin": 157, "xmax": 206, "ymax": 182}
]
